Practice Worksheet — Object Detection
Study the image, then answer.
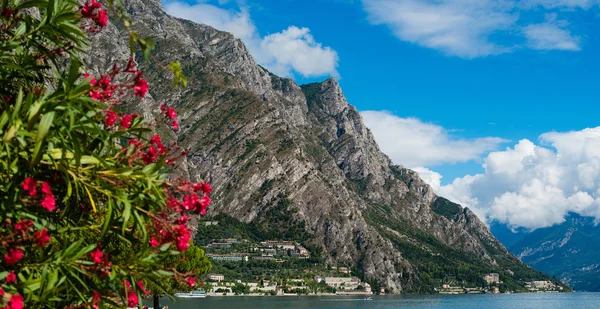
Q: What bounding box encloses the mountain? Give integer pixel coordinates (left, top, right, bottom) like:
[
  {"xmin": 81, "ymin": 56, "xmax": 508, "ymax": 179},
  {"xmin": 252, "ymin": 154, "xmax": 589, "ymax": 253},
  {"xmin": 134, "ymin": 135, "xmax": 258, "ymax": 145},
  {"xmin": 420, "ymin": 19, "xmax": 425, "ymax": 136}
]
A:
[
  {"xmin": 84, "ymin": 0, "xmax": 561, "ymax": 292},
  {"xmin": 493, "ymin": 215, "xmax": 600, "ymax": 291}
]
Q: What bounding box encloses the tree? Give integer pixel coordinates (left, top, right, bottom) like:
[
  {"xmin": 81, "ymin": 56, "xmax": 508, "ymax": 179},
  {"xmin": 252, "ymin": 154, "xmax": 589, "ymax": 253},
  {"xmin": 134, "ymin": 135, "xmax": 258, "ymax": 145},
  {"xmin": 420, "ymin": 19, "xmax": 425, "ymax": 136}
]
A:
[
  {"xmin": 0, "ymin": 0, "xmax": 210, "ymax": 308},
  {"xmin": 148, "ymin": 244, "xmax": 211, "ymax": 308}
]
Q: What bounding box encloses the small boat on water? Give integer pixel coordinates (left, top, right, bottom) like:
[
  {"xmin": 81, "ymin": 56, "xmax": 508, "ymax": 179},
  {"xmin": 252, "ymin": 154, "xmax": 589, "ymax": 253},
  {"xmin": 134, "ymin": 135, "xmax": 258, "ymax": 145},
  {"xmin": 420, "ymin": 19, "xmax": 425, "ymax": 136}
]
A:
[
  {"xmin": 364, "ymin": 297, "xmax": 373, "ymax": 300},
  {"xmin": 174, "ymin": 290, "xmax": 207, "ymax": 298}
]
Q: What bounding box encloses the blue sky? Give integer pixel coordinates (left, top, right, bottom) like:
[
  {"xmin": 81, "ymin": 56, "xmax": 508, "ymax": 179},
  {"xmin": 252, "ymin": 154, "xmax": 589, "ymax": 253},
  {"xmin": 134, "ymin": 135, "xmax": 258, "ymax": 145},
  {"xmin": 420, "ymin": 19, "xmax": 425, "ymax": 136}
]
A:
[{"xmin": 163, "ymin": 0, "xmax": 600, "ymax": 230}]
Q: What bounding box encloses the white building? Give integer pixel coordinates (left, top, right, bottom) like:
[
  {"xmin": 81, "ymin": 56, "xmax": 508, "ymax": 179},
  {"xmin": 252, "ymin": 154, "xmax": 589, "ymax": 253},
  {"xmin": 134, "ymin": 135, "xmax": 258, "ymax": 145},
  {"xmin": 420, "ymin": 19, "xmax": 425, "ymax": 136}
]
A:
[
  {"xmin": 483, "ymin": 273, "xmax": 500, "ymax": 285},
  {"xmin": 209, "ymin": 274, "xmax": 225, "ymax": 282}
]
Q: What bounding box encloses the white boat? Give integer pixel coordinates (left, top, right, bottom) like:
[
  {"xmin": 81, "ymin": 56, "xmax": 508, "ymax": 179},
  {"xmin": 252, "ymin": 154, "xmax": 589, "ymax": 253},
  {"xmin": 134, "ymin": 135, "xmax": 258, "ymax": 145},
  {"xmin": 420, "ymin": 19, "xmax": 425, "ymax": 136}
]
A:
[{"xmin": 174, "ymin": 290, "xmax": 207, "ymax": 298}]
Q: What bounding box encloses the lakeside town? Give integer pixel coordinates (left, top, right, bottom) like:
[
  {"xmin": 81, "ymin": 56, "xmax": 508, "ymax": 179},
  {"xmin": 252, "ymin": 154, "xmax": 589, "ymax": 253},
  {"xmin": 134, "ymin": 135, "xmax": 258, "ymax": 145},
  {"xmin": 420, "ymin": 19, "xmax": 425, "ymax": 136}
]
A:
[
  {"xmin": 437, "ymin": 273, "xmax": 565, "ymax": 295},
  {"xmin": 198, "ymin": 237, "xmax": 566, "ymax": 296}
]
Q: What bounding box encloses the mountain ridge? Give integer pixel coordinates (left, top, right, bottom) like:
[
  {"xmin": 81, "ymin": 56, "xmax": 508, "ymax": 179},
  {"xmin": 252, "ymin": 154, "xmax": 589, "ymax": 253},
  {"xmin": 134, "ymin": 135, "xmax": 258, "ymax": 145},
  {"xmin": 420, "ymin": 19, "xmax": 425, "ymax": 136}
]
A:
[
  {"xmin": 84, "ymin": 0, "xmax": 561, "ymax": 292},
  {"xmin": 493, "ymin": 215, "xmax": 600, "ymax": 291}
]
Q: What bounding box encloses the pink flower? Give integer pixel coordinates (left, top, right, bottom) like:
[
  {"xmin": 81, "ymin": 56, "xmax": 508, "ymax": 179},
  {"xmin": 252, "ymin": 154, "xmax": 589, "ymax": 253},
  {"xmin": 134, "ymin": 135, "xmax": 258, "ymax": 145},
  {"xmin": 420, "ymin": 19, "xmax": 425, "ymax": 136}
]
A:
[
  {"xmin": 199, "ymin": 195, "xmax": 211, "ymax": 215},
  {"xmin": 90, "ymin": 249, "xmax": 103, "ymax": 264},
  {"xmin": 89, "ymin": 90, "xmax": 102, "ymax": 100},
  {"xmin": 149, "ymin": 133, "xmax": 161, "ymax": 145},
  {"xmin": 186, "ymin": 277, "xmax": 196, "ymax": 287},
  {"xmin": 173, "ymin": 224, "xmax": 191, "ymax": 252},
  {"xmin": 33, "ymin": 228, "xmax": 51, "ymax": 248},
  {"xmin": 93, "ymin": 291, "xmax": 101, "ymax": 303},
  {"xmin": 176, "ymin": 214, "xmax": 189, "ymax": 224},
  {"xmin": 120, "ymin": 114, "xmax": 133, "ymax": 129},
  {"xmin": 4, "ymin": 248, "xmax": 23, "ymax": 265},
  {"xmin": 149, "ymin": 237, "xmax": 159, "ymax": 247},
  {"xmin": 125, "ymin": 57, "xmax": 137, "ymax": 72},
  {"xmin": 105, "ymin": 110, "xmax": 117, "ymax": 127},
  {"xmin": 166, "ymin": 107, "xmax": 177, "ymax": 120},
  {"xmin": 41, "ymin": 195, "xmax": 56, "ymax": 211},
  {"xmin": 96, "ymin": 9, "xmax": 107, "ymax": 28},
  {"xmin": 84, "ymin": 73, "xmax": 97, "ymax": 86},
  {"xmin": 182, "ymin": 194, "xmax": 199, "ymax": 211},
  {"xmin": 98, "ymin": 76, "xmax": 111, "ymax": 88},
  {"xmin": 127, "ymin": 290, "xmax": 139, "ymax": 307},
  {"xmin": 193, "ymin": 182, "xmax": 212, "ymax": 194},
  {"xmin": 171, "ymin": 120, "xmax": 179, "ymax": 131},
  {"xmin": 5, "ymin": 272, "xmax": 17, "ymax": 284},
  {"xmin": 142, "ymin": 145, "xmax": 159, "ymax": 164},
  {"xmin": 21, "ymin": 177, "xmax": 37, "ymax": 196},
  {"xmin": 137, "ymin": 280, "xmax": 149, "ymax": 295},
  {"xmin": 14, "ymin": 219, "xmax": 32, "ymax": 231},
  {"xmin": 41, "ymin": 181, "xmax": 53, "ymax": 195},
  {"xmin": 1, "ymin": 8, "xmax": 13, "ymax": 19},
  {"xmin": 8, "ymin": 293, "xmax": 23, "ymax": 309},
  {"xmin": 134, "ymin": 75, "xmax": 149, "ymax": 98}
]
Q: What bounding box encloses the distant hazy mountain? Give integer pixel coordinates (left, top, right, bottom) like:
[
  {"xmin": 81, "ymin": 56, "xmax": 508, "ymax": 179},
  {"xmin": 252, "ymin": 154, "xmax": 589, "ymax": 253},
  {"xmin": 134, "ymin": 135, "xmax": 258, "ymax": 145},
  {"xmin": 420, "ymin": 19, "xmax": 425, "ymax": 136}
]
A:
[{"xmin": 492, "ymin": 215, "xmax": 600, "ymax": 291}]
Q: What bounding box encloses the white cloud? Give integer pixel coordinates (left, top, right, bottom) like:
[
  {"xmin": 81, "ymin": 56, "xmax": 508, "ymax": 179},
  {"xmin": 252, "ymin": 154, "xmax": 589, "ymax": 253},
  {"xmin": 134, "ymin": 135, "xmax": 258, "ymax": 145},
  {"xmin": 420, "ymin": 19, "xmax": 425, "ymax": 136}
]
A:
[
  {"xmin": 164, "ymin": 2, "xmax": 256, "ymax": 39},
  {"xmin": 437, "ymin": 128, "xmax": 600, "ymax": 230},
  {"xmin": 524, "ymin": 21, "xmax": 581, "ymax": 51},
  {"xmin": 362, "ymin": 0, "xmax": 593, "ymax": 57},
  {"xmin": 363, "ymin": 0, "xmax": 518, "ymax": 58},
  {"xmin": 163, "ymin": 1, "xmax": 339, "ymax": 78},
  {"xmin": 361, "ymin": 110, "xmax": 507, "ymax": 167},
  {"xmin": 260, "ymin": 27, "xmax": 339, "ymax": 78},
  {"xmin": 363, "ymin": 113, "xmax": 600, "ymax": 230},
  {"xmin": 412, "ymin": 167, "xmax": 443, "ymax": 191}
]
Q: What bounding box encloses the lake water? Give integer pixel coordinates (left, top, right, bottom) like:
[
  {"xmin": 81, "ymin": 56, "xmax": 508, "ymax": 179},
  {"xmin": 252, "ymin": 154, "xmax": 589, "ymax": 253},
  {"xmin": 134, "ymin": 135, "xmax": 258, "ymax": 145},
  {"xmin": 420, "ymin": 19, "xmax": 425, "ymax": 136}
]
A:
[{"xmin": 154, "ymin": 293, "xmax": 600, "ymax": 309}]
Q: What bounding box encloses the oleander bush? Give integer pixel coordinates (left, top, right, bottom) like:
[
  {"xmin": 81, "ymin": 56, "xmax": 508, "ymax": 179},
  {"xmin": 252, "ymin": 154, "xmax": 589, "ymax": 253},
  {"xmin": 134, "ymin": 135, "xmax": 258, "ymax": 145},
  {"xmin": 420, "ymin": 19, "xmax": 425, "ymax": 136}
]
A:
[{"xmin": 0, "ymin": 0, "xmax": 211, "ymax": 308}]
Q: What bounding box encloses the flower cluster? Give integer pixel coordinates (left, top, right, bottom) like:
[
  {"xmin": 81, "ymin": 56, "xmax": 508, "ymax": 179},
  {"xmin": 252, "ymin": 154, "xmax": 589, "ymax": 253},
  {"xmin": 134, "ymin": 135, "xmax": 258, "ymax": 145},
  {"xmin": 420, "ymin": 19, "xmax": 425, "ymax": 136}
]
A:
[
  {"xmin": 122, "ymin": 281, "xmax": 138, "ymax": 307},
  {"xmin": 20, "ymin": 178, "xmax": 56, "ymax": 212},
  {"xmin": 0, "ymin": 216, "xmax": 54, "ymax": 308},
  {"xmin": 160, "ymin": 104, "xmax": 179, "ymax": 130},
  {"xmin": 84, "ymin": 58, "xmax": 155, "ymax": 135},
  {"xmin": 0, "ymin": 291, "xmax": 23, "ymax": 309},
  {"xmin": 1, "ymin": 0, "xmax": 215, "ymax": 307},
  {"xmin": 88, "ymin": 245, "xmax": 113, "ymax": 278},
  {"xmin": 3, "ymin": 217, "xmax": 52, "ymax": 266},
  {"xmin": 79, "ymin": 0, "xmax": 107, "ymax": 31},
  {"xmin": 165, "ymin": 180, "xmax": 212, "ymax": 216}
]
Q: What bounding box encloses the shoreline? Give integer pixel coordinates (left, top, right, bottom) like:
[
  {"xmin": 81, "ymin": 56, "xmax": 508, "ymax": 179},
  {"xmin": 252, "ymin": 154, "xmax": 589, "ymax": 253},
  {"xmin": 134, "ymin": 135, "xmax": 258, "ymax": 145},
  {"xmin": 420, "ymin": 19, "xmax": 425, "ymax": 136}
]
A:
[
  {"xmin": 201, "ymin": 290, "xmax": 573, "ymax": 298},
  {"xmin": 205, "ymin": 292, "xmax": 374, "ymax": 297}
]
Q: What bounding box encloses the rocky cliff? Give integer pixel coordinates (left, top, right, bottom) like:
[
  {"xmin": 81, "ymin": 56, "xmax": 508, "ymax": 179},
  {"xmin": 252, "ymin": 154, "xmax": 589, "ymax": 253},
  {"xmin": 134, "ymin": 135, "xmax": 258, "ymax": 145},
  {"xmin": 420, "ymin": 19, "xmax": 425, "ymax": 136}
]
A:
[{"xmin": 85, "ymin": 0, "xmax": 555, "ymax": 292}]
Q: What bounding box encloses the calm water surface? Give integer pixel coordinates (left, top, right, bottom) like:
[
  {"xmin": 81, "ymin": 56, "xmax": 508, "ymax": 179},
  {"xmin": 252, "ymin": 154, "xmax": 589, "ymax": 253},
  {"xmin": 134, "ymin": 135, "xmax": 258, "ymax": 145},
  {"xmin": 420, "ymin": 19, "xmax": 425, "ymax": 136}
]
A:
[{"xmin": 155, "ymin": 293, "xmax": 600, "ymax": 309}]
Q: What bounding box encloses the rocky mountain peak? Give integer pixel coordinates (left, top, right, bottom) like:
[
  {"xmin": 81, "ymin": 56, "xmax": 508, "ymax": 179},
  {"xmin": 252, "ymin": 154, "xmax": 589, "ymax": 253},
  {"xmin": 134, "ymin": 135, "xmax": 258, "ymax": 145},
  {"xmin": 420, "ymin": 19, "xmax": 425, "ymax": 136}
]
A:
[{"xmin": 85, "ymin": 1, "xmax": 556, "ymax": 292}]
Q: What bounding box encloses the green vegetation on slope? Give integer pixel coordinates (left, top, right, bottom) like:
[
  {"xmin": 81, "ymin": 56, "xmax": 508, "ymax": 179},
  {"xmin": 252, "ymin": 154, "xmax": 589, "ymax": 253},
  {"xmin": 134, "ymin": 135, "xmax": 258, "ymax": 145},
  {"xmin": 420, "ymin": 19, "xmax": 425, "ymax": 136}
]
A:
[{"xmin": 364, "ymin": 204, "xmax": 568, "ymax": 293}]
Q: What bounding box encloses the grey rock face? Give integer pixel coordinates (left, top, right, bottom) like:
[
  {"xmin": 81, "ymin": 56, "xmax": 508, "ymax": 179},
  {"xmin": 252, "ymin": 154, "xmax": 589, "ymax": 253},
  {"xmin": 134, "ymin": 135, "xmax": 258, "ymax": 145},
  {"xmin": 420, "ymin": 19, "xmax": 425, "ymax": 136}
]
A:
[{"xmin": 84, "ymin": 0, "xmax": 543, "ymax": 292}]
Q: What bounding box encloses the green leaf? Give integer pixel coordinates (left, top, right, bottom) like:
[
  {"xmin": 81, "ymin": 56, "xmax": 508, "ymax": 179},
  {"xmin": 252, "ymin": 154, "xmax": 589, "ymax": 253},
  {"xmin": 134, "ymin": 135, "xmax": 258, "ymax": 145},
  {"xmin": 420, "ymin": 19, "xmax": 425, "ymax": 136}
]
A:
[
  {"xmin": 160, "ymin": 243, "xmax": 171, "ymax": 252},
  {"xmin": 14, "ymin": 22, "xmax": 26, "ymax": 37},
  {"xmin": 73, "ymin": 244, "xmax": 96, "ymax": 260},
  {"xmin": 122, "ymin": 200, "xmax": 132, "ymax": 234},
  {"xmin": 66, "ymin": 58, "xmax": 80, "ymax": 91},
  {"xmin": 35, "ymin": 110, "xmax": 54, "ymax": 144},
  {"xmin": 16, "ymin": 0, "xmax": 48, "ymax": 9},
  {"xmin": 11, "ymin": 89, "xmax": 23, "ymax": 120}
]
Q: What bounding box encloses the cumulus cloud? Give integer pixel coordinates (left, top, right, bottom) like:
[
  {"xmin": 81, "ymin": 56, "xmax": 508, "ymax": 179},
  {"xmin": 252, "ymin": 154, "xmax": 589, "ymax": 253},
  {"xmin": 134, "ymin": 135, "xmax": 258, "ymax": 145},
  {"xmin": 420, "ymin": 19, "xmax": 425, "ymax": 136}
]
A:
[
  {"xmin": 361, "ymin": 110, "xmax": 507, "ymax": 167},
  {"xmin": 363, "ymin": 0, "xmax": 517, "ymax": 58},
  {"xmin": 412, "ymin": 167, "xmax": 443, "ymax": 191},
  {"xmin": 437, "ymin": 128, "xmax": 600, "ymax": 230},
  {"xmin": 163, "ymin": 1, "xmax": 339, "ymax": 78},
  {"xmin": 362, "ymin": 0, "xmax": 593, "ymax": 57},
  {"xmin": 260, "ymin": 27, "xmax": 339, "ymax": 78},
  {"xmin": 524, "ymin": 19, "xmax": 581, "ymax": 51}
]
